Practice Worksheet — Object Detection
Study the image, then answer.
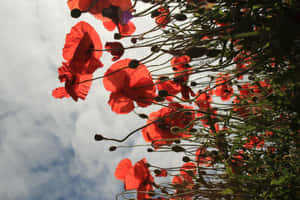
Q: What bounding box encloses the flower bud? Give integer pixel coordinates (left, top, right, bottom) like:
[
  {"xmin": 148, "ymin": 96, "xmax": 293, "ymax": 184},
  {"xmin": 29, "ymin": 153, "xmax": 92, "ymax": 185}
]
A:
[
  {"xmin": 190, "ymin": 81, "xmax": 197, "ymax": 86},
  {"xmin": 138, "ymin": 113, "xmax": 148, "ymax": 119},
  {"xmin": 114, "ymin": 33, "xmax": 122, "ymax": 40},
  {"xmin": 172, "ymin": 145, "xmax": 185, "ymax": 152},
  {"xmin": 94, "ymin": 134, "xmax": 103, "ymax": 141},
  {"xmin": 182, "ymin": 156, "xmax": 190, "ymax": 162},
  {"xmin": 129, "ymin": 59, "xmax": 140, "ymax": 69},
  {"xmin": 71, "ymin": 9, "xmax": 82, "ymax": 18},
  {"xmin": 158, "ymin": 90, "xmax": 169, "ymax": 97},
  {"xmin": 109, "ymin": 146, "xmax": 117, "ymax": 151},
  {"xmin": 174, "ymin": 13, "xmax": 187, "ymax": 21}
]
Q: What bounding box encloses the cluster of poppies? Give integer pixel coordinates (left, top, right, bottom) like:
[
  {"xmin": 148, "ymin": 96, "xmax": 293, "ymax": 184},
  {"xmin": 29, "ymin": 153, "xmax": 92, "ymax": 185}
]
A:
[{"xmin": 51, "ymin": 0, "xmax": 290, "ymax": 199}]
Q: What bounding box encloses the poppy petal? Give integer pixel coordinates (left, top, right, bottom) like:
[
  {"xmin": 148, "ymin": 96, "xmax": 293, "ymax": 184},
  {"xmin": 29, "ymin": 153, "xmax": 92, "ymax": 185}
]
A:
[
  {"xmin": 108, "ymin": 92, "xmax": 134, "ymax": 114},
  {"xmin": 52, "ymin": 87, "xmax": 70, "ymax": 99},
  {"xmin": 115, "ymin": 158, "xmax": 132, "ymax": 180}
]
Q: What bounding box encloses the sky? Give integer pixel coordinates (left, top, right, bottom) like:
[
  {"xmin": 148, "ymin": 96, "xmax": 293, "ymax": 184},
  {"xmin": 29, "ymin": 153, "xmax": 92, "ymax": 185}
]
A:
[{"xmin": 0, "ymin": 1, "xmax": 183, "ymax": 200}]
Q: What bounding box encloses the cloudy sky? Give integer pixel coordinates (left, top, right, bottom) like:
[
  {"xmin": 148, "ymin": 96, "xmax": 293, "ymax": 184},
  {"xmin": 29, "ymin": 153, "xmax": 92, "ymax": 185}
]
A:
[{"xmin": 0, "ymin": 1, "xmax": 184, "ymax": 200}]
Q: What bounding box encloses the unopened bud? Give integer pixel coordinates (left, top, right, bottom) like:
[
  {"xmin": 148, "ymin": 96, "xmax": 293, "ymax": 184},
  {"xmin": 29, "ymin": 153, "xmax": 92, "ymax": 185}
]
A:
[
  {"xmin": 129, "ymin": 59, "xmax": 140, "ymax": 69},
  {"xmin": 172, "ymin": 145, "xmax": 185, "ymax": 152},
  {"xmin": 94, "ymin": 134, "xmax": 103, "ymax": 141},
  {"xmin": 71, "ymin": 9, "xmax": 81, "ymax": 18},
  {"xmin": 109, "ymin": 146, "xmax": 117, "ymax": 151}
]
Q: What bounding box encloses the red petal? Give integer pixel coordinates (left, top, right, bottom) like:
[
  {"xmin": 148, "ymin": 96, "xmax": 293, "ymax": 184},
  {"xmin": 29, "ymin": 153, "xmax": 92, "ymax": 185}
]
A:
[
  {"xmin": 52, "ymin": 87, "xmax": 70, "ymax": 99},
  {"xmin": 108, "ymin": 92, "xmax": 134, "ymax": 114},
  {"xmin": 115, "ymin": 158, "xmax": 132, "ymax": 180}
]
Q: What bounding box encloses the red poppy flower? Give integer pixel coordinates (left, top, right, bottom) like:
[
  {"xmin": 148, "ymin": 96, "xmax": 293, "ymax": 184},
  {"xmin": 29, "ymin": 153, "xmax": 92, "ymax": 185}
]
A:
[
  {"xmin": 195, "ymin": 91, "xmax": 212, "ymax": 110},
  {"xmin": 63, "ymin": 21, "xmax": 103, "ymax": 66},
  {"xmin": 105, "ymin": 42, "xmax": 124, "ymax": 61},
  {"xmin": 142, "ymin": 103, "xmax": 195, "ymax": 148},
  {"xmin": 67, "ymin": 0, "xmax": 132, "ymax": 18},
  {"xmin": 155, "ymin": 7, "xmax": 170, "ymax": 28},
  {"xmin": 115, "ymin": 158, "xmax": 154, "ymax": 200},
  {"xmin": 156, "ymin": 78, "xmax": 181, "ymax": 101},
  {"xmin": 231, "ymin": 150, "xmax": 245, "ymax": 167},
  {"xmin": 180, "ymin": 162, "xmax": 196, "ymax": 183},
  {"xmin": 155, "ymin": 169, "xmax": 168, "ymax": 177},
  {"xmin": 195, "ymin": 147, "xmax": 213, "ymax": 167},
  {"xmin": 214, "ymin": 73, "xmax": 233, "ymax": 101},
  {"xmin": 52, "ymin": 62, "xmax": 94, "ymax": 101},
  {"xmin": 102, "ymin": 18, "xmax": 136, "ymax": 36},
  {"xmin": 53, "ymin": 22, "xmax": 103, "ymax": 101},
  {"xmin": 103, "ymin": 59, "xmax": 156, "ymax": 114},
  {"xmin": 171, "ymin": 55, "xmax": 195, "ymax": 100},
  {"xmin": 243, "ymin": 136, "xmax": 265, "ymax": 149}
]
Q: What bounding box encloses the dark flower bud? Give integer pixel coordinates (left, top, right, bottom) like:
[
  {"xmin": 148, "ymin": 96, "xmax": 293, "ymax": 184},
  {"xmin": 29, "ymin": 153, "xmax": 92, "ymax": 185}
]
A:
[
  {"xmin": 142, "ymin": 0, "xmax": 151, "ymax": 3},
  {"xmin": 206, "ymin": 49, "xmax": 221, "ymax": 57},
  {"xmin": 163, "ymin": 30, "xmax": 170, "ymax": 34},
  {"xmin": 182, "ymin": 156, "xmax": 191, "ymax": 162},
  {"xmin": 159, "ymin": 76, "xmax": 169, "ymax": 81},
  {"xmin": 131, "ymin": 38, "xmax": 137, "ymax": 44},
  {"xmin": 190, "ymin": 81, "xmax": 197, "ymax": 86},
  {"xmin": 154, "ymin": 96, "xmax": 165, "ymax": 102},
  {"xmin": 109, "ymin": 146, "xmax": 117, "ymax": 151},
  {"xmin": 185, "ymin": 47, "xmax": 207, "ymax": 58},
  {"xmin": 147, "ymin": 148, "xmax": 154, "ymax": 152},
  {"xmin": 148, "ymin": 190, "xmax": 155, "ymax": 197},
  {"xmin": 174, "ymin": 13, "xmax": 187, "ymax": 21},
  {"xmin": 184, "ymin": 64, "xmax": 191, "ymax": 68},
  {"xmin": 172, "ymin": 145, "xmax": 185, "ymax": 152},
  {"xmin": 94, "ymin": 134, "xmax": 103, "ymax": 141},
  {"xmin": 129, "ymin": 59, "xmax": 140, "ymax": 69},
  {"xmin": 71, "ymin": 9, "xmax": 82, "ymax": 18},
  {"xmin": 154, "ymin": 169, "xmax": 162, "ymax": 176},
  {"xmin": 114, "ymin": 33, "xmax": 122, "ymax": 40},
  {"xmin": 174, "ymin": 139, "xmax": 181, "ymax": 144},
  {"xmin": 151, "ymin": 10, "xmax": 160, "ymax": 18},
  {"xmin": 158, "ymin": 90, "xmax": 169, "ymax": 97},
  {"xmin": 172, "ymin": 67, "xmax": 178, "ymax": 71},
  {"xmin": 189, "ymin": 128, "xmax": 197, "ymax": 132},
  {"xmin": 138, "ymin": 113, "xmax": 148, "ymax": 119},
  {"xmin": 151, "ymin": 45, "xmax": 160, "ymax": 52}
]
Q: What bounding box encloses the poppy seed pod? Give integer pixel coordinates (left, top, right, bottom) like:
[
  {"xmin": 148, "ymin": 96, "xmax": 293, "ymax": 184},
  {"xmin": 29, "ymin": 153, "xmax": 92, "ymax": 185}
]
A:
[
  {"xmin": 151, "ymin": 45, "xmax": 160, "ymax": 52},
  {"xmin": 174, "ymin": 13, "xmax": 187, "ymax": 21},
  {"xmin": 71, "ymin": 9, "xmax": 81, "ymax": 18},
  {"xmin": 131, "ymin": 38, "xmax": 137, "ymax": 44},
  {"xmin": 190, "ymin": 81, "xmax": 197, "ymax": 86},
  {"xmin": 158, "ymin": 90, "xmax": 169, "ymax": 97},
  {"xmin": 94, "ymin": 134, "xmax": 104, "ymax": 141},
  {"xmin": 151, "ymin": 10, "xmax": 160, "ymax": 18},
  {"xmin": 109, "ymin": 146, "xmax": 117, "ymax": 151},
  {"xmin": 114, "ymin": 33, "xmax": 122, "ymax": 40},
  {"xmin": 128, "ymin": 59, "xmax": 140, "ymax": 68},
  {"xmin": 172, "ymin": 145, "xmax": 185, "ymax": 152},
  {"xmin": 171, "ymin": 126, "xmax": 181, "ymax": 133},
  {"xmin": 182, "ymin": 156, "xmax": 191, "ymax": 162},
  {"xmin": 138, "ymin": 113, "xmax": 148, "ymax": 119}
]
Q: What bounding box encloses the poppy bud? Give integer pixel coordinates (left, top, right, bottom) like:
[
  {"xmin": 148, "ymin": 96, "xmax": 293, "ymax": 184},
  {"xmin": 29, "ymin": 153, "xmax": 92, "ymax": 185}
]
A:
[
  {"xmin": 172, "ymin": 67, "xmax": 178, "ymax": 71},
  {"xmin": 172, "ymin": 145, "xmax": 185, "ymax": 152},
  {"xmin": 109, "ymin": 146, "xmax": 117, "ymax": 151},
  {"xmin": 151, "ymin": 45, "xmax": 160, "ymax": 52},
  {"xmin": 154, "ymin": 169, "xmax": 162, "ymax": 176},
  {"xmin": 114, "ymin": 33, "xmax": 122, "ymax": 40},
  {"xmin": 184, "ymin": 64, "xmax": 191, "ymax": 68},
  {"xmin": 142, "ymin": 0, "xmax": 151, "ymax": 3},
  {"xmin": 148, "ymin": 191, "xmax": 155, "ymax": 197},
  {"xmin": 131, "ymin": 38, "xmax": 137, "ymax": 44},
  {"xmin": 71, "ymin": 9, "xmax": 82, "ymax": 18},
  {"xmin": 174, "ymin": 13, "xmax": 187, "ymax": 21},
  {"xmin": 154, "ymin": 96, "xmax": 165, "ymax": 102},
  {"xmin": 182, "ymin": 156, "xmax": 190, "ymax": 162},
  {"xmin": 147, "ymin": 148, "xmax": 154, "ymax": 152},
  {"xmin": 151, "ymin": 10, "xmax": 160, "ymax": 18},
  {"xmin": 174, "ymin": 139, "xmax": 181, "ymax": 144},
  {"xmin": 138, "ymin": 113, "xmax": 148, "ymax": 119},
  {"xmin": 159, "ymin": 76, "xmax": 169, "ymax": 81},
  {"xmin": 94, "ymin": 134, "xmax": 103, "ymax": 141},
  {"xmin": 129, "ymin": 59, "xmax": 140, "ymax": 68},
  {"xmin": 190, "ymin": 81, "xmax": 197, "ymax": 86},
  {"xmin": 189, "ymin": 128, "xmax": 197, "ymax": 132},
  {"xmin": 158, "ymin": 90, "xmax": 169, "ymax": 97}
]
